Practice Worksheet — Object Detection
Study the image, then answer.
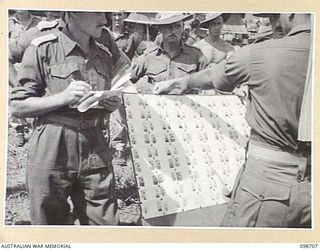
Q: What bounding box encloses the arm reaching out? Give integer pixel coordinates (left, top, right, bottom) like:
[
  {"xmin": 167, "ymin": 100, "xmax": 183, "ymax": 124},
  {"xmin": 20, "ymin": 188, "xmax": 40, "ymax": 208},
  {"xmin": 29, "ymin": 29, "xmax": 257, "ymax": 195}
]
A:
[
  {"xmin": 11, "ymin": 80, "xmax": 92, "ymax": 118},
  {"xmin": 153, "ymin": 67, "xmax": 216, "ymax": 95}
]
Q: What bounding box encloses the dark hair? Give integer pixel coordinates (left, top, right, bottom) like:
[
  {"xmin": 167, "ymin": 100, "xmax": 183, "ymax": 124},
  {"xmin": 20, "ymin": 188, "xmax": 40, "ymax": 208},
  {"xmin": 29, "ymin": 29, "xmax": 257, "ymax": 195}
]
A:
[{"xmin": 190, "ymin": 18, "xmax": 200, "ymax": 29}]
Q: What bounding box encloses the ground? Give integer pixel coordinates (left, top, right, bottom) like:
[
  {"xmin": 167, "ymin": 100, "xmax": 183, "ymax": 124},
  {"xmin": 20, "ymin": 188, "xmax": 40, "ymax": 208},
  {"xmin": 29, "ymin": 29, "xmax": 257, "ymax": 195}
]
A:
[{"xmin": 5, "ymin": 116, "xmax": 141, "ymax": 226}]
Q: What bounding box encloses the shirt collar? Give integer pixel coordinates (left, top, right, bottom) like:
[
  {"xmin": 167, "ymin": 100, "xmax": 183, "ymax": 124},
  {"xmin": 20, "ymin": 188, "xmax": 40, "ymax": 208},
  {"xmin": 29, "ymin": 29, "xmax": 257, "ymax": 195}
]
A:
[
  {"xmin": 287, "ymin": 24, "xmax": 311, "ymax": 37},
  {"xmin": 60, "ymin": 26, "xmax": 100, "ymax": 59},
  {"xmin": 157, "ymin": 41, "xmax": 185, "ymax": 57},
  {"xmin": 112, "ymin": 30, "xmax": 129, "ymax": 41}
]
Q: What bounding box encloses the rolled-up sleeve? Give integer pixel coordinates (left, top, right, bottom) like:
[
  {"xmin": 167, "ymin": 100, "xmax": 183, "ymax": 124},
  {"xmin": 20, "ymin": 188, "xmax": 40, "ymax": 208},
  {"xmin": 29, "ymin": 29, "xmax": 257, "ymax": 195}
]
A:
[
  {"xmin": 11, "ymin": 45, "xmax": 45, "ymax": 101},
  {"xmin": 210, "ymin": 46, "xmax": 250, "ymax": 92}
]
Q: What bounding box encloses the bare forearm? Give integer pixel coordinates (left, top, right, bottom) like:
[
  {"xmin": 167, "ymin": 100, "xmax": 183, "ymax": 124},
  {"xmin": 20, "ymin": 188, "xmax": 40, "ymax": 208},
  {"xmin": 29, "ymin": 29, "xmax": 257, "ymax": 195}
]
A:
[
  {"xmin": 11, "ymin": 93, "xmax": 67, "ymax": 118},
  {"xmin": 187, "ymin": 68, "xmax": 216, "ymax": 90},
  {"xmin": 188, "ymin": 61, "xmax": 235, "ymax": 92},
  {"xmin": 11, "ymin": 80, "xmax": 94, "ymax": 118}
]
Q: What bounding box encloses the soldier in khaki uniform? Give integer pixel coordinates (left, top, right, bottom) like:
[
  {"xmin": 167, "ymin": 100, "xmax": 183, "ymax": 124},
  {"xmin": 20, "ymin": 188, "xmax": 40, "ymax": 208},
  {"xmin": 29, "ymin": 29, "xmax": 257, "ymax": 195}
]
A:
[
  {"xmin": 11, "ymin": 11, "xmax": 121, "ymax": 225},
  {"xmin": 9, "ymin": 10, "xmax": 41, "ymax": 40},
  {"xmin": 9, "ymin": 10, "xmax": 41, "ymax": 87},
  {"xmin": 154, "ymin": 13, "xmax": 312, "ymax": 228},
  {"xmin": 9, "ymin": 11, "xmax": 62, "ymax": 65},
  {"xmin": 9, "ymin": 10, "xmax": 41, "ymax": 146},
  {"xmin": 130, "ymin": 13, "xmax": 206, "ymax": 93}
]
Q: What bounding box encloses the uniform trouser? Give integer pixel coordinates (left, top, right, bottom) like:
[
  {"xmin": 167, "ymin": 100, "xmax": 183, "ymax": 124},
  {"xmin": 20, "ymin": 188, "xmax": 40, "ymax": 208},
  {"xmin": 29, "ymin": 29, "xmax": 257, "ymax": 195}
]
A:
[
  {"xmin": 221, "ymin": 143, "xmax": 311, "ymax": 228},
  {"xmin": 110, "ymin": 102, "xmax": 128, "ymax": 152},
  {"xmin": 26, "ymin": 119, "xmax": 119, "ymax": 225}
]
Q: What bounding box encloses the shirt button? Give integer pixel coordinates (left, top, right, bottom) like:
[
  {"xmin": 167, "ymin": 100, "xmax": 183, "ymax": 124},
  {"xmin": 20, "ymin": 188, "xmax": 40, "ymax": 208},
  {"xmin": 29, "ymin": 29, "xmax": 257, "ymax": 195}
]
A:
[{"xmin": 297, "ymin": 174, "xmax": 303, "ymax": 182}]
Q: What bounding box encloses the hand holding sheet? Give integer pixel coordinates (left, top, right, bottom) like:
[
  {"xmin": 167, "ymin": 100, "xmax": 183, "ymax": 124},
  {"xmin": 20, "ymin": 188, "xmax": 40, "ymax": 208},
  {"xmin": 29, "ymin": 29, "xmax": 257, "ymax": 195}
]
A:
[{"xmin": 76, "ymin": 72, "xmax": 132, "ymax": 112}]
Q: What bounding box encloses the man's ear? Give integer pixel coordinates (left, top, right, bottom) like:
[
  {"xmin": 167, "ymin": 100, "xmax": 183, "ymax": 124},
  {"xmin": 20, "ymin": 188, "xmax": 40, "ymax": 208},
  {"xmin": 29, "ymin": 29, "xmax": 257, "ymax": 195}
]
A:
[{"xmin": 289, "ymin": 13, "xmax": 295, "ymax": 22}]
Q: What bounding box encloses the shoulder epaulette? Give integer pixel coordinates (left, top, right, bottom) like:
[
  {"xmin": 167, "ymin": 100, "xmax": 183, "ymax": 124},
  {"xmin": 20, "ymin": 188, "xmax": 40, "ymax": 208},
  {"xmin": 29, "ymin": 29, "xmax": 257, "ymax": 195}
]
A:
[
  {"xmin": 37, "ymin": 20, "xmax": 59, "ymax": 31},
  {"xmin": 31, "ymin": 33, "xmax": 58, "ymax": 46}
]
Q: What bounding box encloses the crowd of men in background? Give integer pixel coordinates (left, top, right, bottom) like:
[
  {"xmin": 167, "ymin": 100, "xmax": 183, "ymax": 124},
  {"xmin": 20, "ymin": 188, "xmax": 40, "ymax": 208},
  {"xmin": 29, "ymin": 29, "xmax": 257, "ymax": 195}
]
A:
[
  {"xmin": 8, "ymin": 10, "xmax": 311, "ymax": 227},
  {"xmin": 8, "ymin": 10, "xmax": 279, "ymax": 152}
]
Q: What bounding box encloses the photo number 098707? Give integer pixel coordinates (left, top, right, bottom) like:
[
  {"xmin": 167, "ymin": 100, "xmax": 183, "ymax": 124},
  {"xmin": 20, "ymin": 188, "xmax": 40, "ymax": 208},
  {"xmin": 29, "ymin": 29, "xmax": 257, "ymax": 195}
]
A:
[{"xmin": 300, "ymin": 244, "xmax": 319, "ymax": 249}]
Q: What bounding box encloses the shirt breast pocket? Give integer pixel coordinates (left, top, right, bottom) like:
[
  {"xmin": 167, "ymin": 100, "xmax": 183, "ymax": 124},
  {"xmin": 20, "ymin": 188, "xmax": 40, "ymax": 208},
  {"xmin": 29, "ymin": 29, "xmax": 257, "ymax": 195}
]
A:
[
  {"xmin": 46, "ymin": 63, "xmax": 80, "ymax": 94},
  {"xmin": 176, "ymin": 63, "xmax": 197, "ymax": 77},
  {"xmin": 147, "ymin": 65, "xmax": 168, "ymax": 83},
  {"xmin": 94, "ymin": 61, "xmax": 112, "ymax": 91}
]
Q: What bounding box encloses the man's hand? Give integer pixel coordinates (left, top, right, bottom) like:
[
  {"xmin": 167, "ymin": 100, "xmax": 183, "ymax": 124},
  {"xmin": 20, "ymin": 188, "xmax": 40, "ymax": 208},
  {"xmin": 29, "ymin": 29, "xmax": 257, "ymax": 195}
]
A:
[
  {"xmin": 99, "ymin": 96, "xmax": 121, "ymax": 113},
  {"xmin": 60, "ymin": 80, "xmax": 93, "ymax": 105},
  {"xmin": 153, "ymin": 77, "xmax": 189, "ymax": 95}
]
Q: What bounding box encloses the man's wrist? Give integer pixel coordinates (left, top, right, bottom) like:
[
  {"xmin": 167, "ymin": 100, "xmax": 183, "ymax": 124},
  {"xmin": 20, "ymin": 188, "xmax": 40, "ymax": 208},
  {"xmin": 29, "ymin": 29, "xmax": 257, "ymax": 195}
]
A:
[
  {"xmin": 187, "ymin": 74, "xmax": 197, "ymax": 89},
  {"xmin": 52, "ymin": 92, "xmax": 69, "ymax": 107}
]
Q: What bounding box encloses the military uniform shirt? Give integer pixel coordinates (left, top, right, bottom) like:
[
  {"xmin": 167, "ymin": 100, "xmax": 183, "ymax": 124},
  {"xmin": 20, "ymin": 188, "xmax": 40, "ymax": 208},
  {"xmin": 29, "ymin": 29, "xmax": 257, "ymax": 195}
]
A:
[
  {"xmin": 9, "ymin": 19, "xmax": 63, "ymax": 63},
  {"xmin": 8, "ymin": 13, "xmax": 41, "ymax": 39},
  {"xmin": 11, "ymin": 28, "xmax": 114, "ymax": 117},
  {"xmin": 208, "ymin": 24, "xmax": 311, "ymax": 151},
  {"xmin": 131, "ymin": 42, "xmax": 203, "ymax": 84}
]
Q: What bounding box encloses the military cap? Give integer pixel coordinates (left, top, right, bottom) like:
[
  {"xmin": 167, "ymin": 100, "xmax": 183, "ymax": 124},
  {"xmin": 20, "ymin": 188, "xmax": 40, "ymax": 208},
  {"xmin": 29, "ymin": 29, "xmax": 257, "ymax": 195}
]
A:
[
  {"xmin": 200, "ymin": 13, "xmax": 230, "ymax": 28},
  {"xmin": 124, "ymin": 12, "xmax": 158, "ymax": 24},
  {"xmin": 154, "ymin": 13, "xmax": 192, "ymax": 25},
  {"xmin": 252, "ymin": 13, "xmax": 278, "ymax": 17}
]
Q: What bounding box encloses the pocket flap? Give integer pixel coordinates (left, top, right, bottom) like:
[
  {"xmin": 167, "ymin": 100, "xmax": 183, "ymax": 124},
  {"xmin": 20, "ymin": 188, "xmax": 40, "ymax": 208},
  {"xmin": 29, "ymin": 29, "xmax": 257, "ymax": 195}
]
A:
[
  {"xmin": 50, "ymin": 63, "xmax": 79, "ymax": 78},
  {"xmin": 148, "ymin": 65, "xmax": 167, "ymax": 75},
  {"xmin": 94, "ymin": 61, "xmax": 112, "ymax": 80},
  {"xmin": 241, "ymin": 173, "xmax": 291, "ymax": 201},
  {"xmin": 177, "ymin": 63, "xmax": 197, "ymax": 73}
]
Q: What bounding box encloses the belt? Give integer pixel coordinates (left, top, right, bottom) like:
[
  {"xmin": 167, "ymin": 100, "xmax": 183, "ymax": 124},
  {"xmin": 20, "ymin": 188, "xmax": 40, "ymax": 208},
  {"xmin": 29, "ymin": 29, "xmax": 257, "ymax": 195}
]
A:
[
  {"xmin": 42, "ymin": 113, "xmax": 101, "ymax": 130},
  {"xmin": 248, "ymin": 141, "xmax": 310, "ymax": 165},
  {"xmin": 247, "ymin": 141, "xmax": 311, "ymax": 182}
]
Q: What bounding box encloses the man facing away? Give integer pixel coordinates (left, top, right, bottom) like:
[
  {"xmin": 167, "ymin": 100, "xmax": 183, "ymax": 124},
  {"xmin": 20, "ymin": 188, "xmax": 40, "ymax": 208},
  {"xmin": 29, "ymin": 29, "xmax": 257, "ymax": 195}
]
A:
[{"xmin": 153, "ymin": 13, "xmax": 312, "ymax": 228}]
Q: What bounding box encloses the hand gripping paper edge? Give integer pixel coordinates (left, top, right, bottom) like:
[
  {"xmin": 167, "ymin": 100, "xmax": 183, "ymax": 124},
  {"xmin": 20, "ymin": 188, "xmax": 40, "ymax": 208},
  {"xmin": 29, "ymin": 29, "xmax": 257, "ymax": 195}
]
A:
[{"xmin": 77, "ymin": 73, "xmax": 132, "ymax": 112}]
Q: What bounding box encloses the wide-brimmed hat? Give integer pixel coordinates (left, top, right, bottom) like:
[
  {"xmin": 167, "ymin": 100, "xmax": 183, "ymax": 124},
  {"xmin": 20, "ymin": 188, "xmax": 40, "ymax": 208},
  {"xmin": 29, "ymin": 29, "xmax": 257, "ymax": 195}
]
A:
[
  {"xmin": 124, "ymin": 12, "xmax": 158, "ymax": 25},
  {"xmin": 154, "ymin": 13, "xmax": 192, "ymax": 25},
  {"xmin": 200, "ymin": 13, "xmax": 230, "ymax": 28},
  {"xmin": 253, "ymin": 13, "xmax": 278, "ymax": 18}
]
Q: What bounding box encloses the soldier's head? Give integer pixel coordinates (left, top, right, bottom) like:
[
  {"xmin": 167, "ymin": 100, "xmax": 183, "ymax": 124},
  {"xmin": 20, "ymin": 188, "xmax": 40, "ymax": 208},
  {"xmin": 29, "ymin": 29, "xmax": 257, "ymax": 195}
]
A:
[
  {"xmin": 65, "ymin": 11, "xmax": 107, "ymax": 38},
  {"xmin": 159, "ymin": 21, "xmax": 184, "ymax": 45},
  {"xmin": 279, "ymin": 13, "xmax": 311, "ymax": 35},
  {"xmin": 125, "ymin": 12, "xmax": 158, "ymax": 38},
  {"xmin": 111, "ymin": 11, "xmax": 125, "ymax": 32},
  {"xmin": 253, "ymin": 13, "xmax": 284, "ymax": 39},
  {"xmin": 200, "ymin": 13, "xmax": 230, "ymax": 39},
  {"xmin": 156, "ymin": 13, "xmax": 191, "ymax": 45}
]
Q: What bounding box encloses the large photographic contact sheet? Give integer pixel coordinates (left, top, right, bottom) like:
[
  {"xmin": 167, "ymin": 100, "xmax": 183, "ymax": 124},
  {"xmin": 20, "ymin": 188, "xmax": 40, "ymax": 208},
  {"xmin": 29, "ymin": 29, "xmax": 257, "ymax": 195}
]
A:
[{"xmin": 123, "ymin": 94, "xmax": 250, "ymax": 219}]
